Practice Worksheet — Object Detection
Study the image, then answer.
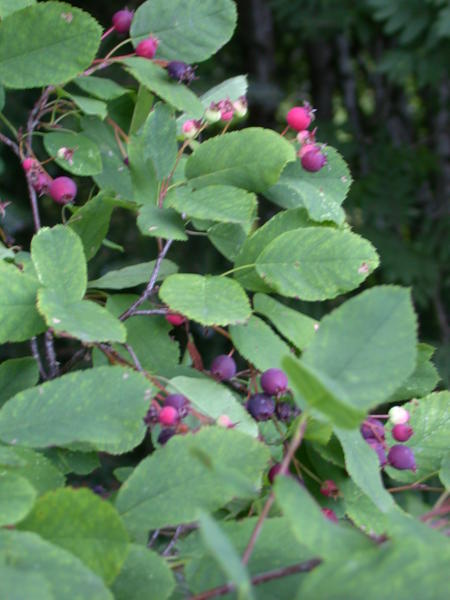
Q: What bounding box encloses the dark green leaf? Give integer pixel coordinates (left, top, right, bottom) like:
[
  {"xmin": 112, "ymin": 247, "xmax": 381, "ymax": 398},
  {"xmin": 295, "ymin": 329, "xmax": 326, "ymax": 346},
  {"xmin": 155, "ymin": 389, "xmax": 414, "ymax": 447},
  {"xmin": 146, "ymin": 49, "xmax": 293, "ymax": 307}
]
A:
[{"xmin": 0, "ymin": 358, "xmax": 38, "ymax": 409}]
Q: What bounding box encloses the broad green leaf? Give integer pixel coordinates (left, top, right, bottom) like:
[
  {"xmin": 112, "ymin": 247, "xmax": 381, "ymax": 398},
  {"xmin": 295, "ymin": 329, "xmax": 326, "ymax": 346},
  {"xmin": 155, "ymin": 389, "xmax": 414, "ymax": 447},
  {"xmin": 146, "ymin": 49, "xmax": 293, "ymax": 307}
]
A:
[
  {"xmin": 0, "ymin": 2, "xmax": 101, "ymax": 89},
  {"xmin": 167, "ymin": 185, "xmax": 257, "ymax": 225},
  {"xmin": 0, "ymin": 0, "xmax": 36, "ymax": 19},
  {"xmin": 0, "ymin": 240, "xmax": 13, "ymax": 259},
  {"xmin": 0, "ymin": 566, "xmax": 51, "ymax": 600},
  {"xmin": 19, "ymin": 488, "xmax": 129, "ymax": 584},
  {"xmin": 253, "ymin": 293, "xmax": 317, "ymax": 351},
  {"xmin": 89, "ymin": 259, "xmax": 178, "ymax": 290},
  {"xmin": 0, "ymin": 447, "xmax": 64, "ymax": 495},
  {"xmin": 0, "ymin": 358, "xmax": 38, "ymax": 408},
  {"xmin": 74, "ymin": 76, "xmax": 129, "ymax": 101},
  {"xmin": 0, "ymin": 530, "xmax": 112, "ymax": 599},
  {"xmin": 116, "ymin": 428, "xmax": 269, "ymax": 540},
  {"xmin": 44, "ymin": 132, "xmax": 102, "ymax": 175},
  {"xmin": 69, "ymin": 93, "xmax": 107, "ymax": 119},
  {"xmin": 44, "ymin": 448, "xmax": 99, "ymax": 476},
  {"xmin": 440, "ymin": 453, "xmax": 450, "ymax": 490},
  {"xmin": 112, "ymin": 544, "xmax": 175, "ymax": 600},
  {"xmin": 37, "ymin": 288, "xmax": 126, "ymax": 344},
  {"xmin": 137, "ymin": 205, "xmax": 187, "ymax": 240},
  {"xmin": 208, "ymin": 222, "xmax": 248, "ymax": 262},
  {"xmin": 265, "ymin": 148, "xmax": 351, "ymax": 225},
  {"xmin": 186, "ymin": 128, "xmax": 296, "ymax": 192},
  {"xmin": 31, "ymin": 225, "xmax": 86, "ymax": 302},
  {"xmin": 159, "ymin": 274, "xmax": 251, "ymax": 326},
  {"xmin": 255, "ymin": 228, "xmax": 379, "ymax": 300},
  {"xmin": 0, "ymin": 261, "xmax": 46, "ymax": 343},
  {"xmin": 197, "ymin": 512, "xmax": 254, "ymax": 600},
  {"xmin": 130, "ymin": 0, "xmax": 237, "ymax": 63},
  {"xmin": 123, "ymin": 57, "xmax": 204, "ymax": 117},
  {"xmin": 0, "ymin": 367, "xmax": 153, "ymax": 454},
  {"xmin": 385, "ymin": 391, "xmax": 450, "ymax": 482},
  {"xmin": 138, "ymin": 102, "xmax": 177, "ymax": 180},
  {"xmin": 389, "ymin": 343, "xmax": 440, "ymax": 402},
  {"xmin": 0, "ymin": 470, "xmax": 36, "ymax": 526},
  {"xmin": 341, "ymin": 479, "xmax": 389, "ymax": 536},
  {"xmin": 169, "ymin": 376, "xmax": 258, "ymax": 437},
  {"xmin": 128, "ymin": 129, "xmax": 159, "ymax": 206}
]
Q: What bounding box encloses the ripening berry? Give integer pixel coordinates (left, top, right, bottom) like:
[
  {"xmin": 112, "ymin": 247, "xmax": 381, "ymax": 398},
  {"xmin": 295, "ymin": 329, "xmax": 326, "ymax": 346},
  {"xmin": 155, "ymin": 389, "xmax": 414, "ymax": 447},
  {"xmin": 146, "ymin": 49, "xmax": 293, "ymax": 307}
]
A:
[
  {"xmin": 167, "ymin": 61, "xmax": 196, "ymax": 83},
  {"xmin": 388, "ymin": 406, "xmax": 410, "ymax": 425},
  {"xmin": 392, "ymin": 424, "xmax": 414, "ymax": 442},
  {"xmin": 388, "ymin": 445, "xmax": 416, "ymax": 471},
  {"xmin": 32, "ymin": 171, "xmax": 52, "ymax": 195},
  {"xmin": 260, "ymin": 368, "xmax": 288, "ymax": 395},
  {"xmin": 159, "ymin": 405, "xmax": 178, "ymax": 427},
  {"xmin": 286, "ymin": 106, "xmax": 313, "ymax": 131},
  {"xmin": 217, "ymin": 414, "xmax": 233, "ymax": 428},
  {"xmin": 320, "ymin": 480, "xmax": 339, "ymax": 498},
  {"xmin": 112, "ymin": 9, "xmax": 134, "ymax": 34},
  {"xmin": 204, "ymin": 105, "xmax": 222, "ymax": 124},
  {"xmin": 268, "ymin": 463, "xmax": 283, "ymax": 484},
  {"xmin": 297, "ymin": 143, "xmax": 318, "ymax": 159},
  {"xmin": 366, "ymin": 439, "xmax": 387, "ymax": 467},
  {"xmin": 49, "ymin": 176, "xmax": 77, "ymax": 204},
  {"xmin": 136, "ymin": 36, "xmax": 159, "ymax": 59},
  {"xmin": 182, "ymin": 119, "xmax": 200, "ymax": 139},
  {"xmin": 22, "ymin": 157, "xmax": 36, "ymax": 172},
  {"xmin": 164, "ymin": 394, "xmax": 189, "ymax": 418},
  {"xmin": 246, "ymin": 393, "xmax": 275, "ymax": 421},
  {"xmin": 165, "ymin": 313, "xmax": 186, "ymax": 327},
  {"xmin": 360, "ymin": 418, "xmax": 385, "ymax": 441},
  {"xmin": 322, "ymin": 508, "xmax": 339, "ymax": 523},
  {"xmin": 301, "ymin": 147, "xmax": 327, "ymax": 172},
  {"xmin": 157, "ymin": 428, "xmax": 175, "ymax": 445},
  {"xmin": 233, "ymin": 96, "xmax": 248, "ymax": 118},
  {"xmin": 211, "ymin": 354, "xmax": 236, "ymax": 381}
]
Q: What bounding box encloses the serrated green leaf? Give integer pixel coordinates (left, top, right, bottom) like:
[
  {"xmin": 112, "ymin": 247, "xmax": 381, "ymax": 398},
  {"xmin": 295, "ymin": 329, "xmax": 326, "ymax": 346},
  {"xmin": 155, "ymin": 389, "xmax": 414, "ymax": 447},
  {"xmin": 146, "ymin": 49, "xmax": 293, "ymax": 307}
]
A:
[
  {"xmin": 0, "ymin": 358, "xmax": 38, "ymax": 409},
  {"xmin": 138, "ymin": 102, "xmax": 177, "ymax": 180},
  {"xmin": 0, "ymin": 447, "xmax": 64, "ymax": 495},
  {"xmin": 137, "ymin": 205, "xmax": 187, "ymax": 240},
  {"xmin": 130, "ymin": 0, "xmax": 237, "ymax": 63},
  {"xmin": 255, "ymin": 228, "xmax": 379, "ymax": 300},
  {"xmin": 0, "ymin": 0, "xmax": 36, "ymax": 19},
  {"xmin": 207, "ymin": 222, "xmax": 248, "ymax": 262},
  {"xmin": 159, "ymin": 274, "xmax": 251, "ymax": 326},
  {"xmin": 0, "ymin": 2, "xmax": 101, "ymax": 89},
  {"xmin": 44, "ymin": 132, "xmax": 102, "ymax": 175},
  {"xmin": 89, "ymin": 259, "xmax": 178, "ymax": 290},
  {"xmin": 18, "ymin": 488, "xmax": 129, "ymax": 584},
  {"xmin": 186, "ymin": 128, "xmax": 296, "ymax": 192},
  {"xmin": 0, "ymin": 367, "xmax": 153, "ymax": 454},
  {"xmin": 116, "ymin": 428, "xmax": 269, "ymax": 540},
  {"xmin": 74, "ymin": 75, "xmax": 129, "ymax": 101},
  {"xmin": 389, "ymin": 343, "xmax": 440, "ymax": 402},
  {"xmin": 69, "ymin": 93, "xmax": 107, "ymax": 119},
  {"xmin": 0, "ymin": 529, "xmax": 112, "ymax": 599},
  {"xmin": 0, "ymin": 470, "xmax": 36, "ymax": 526}
]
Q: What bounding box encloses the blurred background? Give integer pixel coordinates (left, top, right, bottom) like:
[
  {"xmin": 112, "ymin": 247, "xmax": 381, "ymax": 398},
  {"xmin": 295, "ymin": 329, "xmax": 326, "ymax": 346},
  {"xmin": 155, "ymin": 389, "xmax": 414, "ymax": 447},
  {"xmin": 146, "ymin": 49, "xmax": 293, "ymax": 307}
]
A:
[{"xmin": 1, "ymin": 0, "xmax": 448, "ymax": 385}]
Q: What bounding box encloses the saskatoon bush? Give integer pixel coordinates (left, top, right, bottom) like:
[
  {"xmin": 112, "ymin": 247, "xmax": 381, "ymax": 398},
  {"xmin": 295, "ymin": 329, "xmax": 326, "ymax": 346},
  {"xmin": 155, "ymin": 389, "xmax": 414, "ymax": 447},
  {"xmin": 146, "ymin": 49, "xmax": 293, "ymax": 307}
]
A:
[{"xmin": 0, "ymin": 1, "xmax": 448, "ymax": 599}]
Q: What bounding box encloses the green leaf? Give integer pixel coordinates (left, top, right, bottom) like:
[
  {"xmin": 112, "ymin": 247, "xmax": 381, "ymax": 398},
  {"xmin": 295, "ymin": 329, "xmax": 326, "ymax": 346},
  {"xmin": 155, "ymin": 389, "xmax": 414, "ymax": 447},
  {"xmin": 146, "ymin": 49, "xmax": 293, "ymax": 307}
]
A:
[
  {"xmin": 69, "ymin": 93, "xmax": 107, "ymax": 119},
  {"xmin": 31, "ymin": 225, "xmax": 87, "ymax": 303},
  {"xmin": 0, "ymin": 0, "xmax": 36, "ymax": 19},
  {"xmin": 389, "ymin": 343, "xmax": 440, "ymax": 402},
  {"xmin": 137, "ymin": 205, "xmax": 187, "ymax": 240},
  {"xmin": 19, "ymin": 488, "xmax": 129, "ymax": 584},
  {"xmin": 0, "ymin": 240, "xmax": 13, "ymax": 259},
  {"xmin": 130, "ymin": 0, "xmax": 237, "ymax": 63},
  {"xmin": 112, "ymin": 544, "xmax": 175, "ymax": 600},
  {"xmin": 123, "ymin": 57, "xmax": 204, "ymax": 117},
  {"xmin": 159, "ymin": 274, "xmax": 251, "ymax": 326},
  {"xmin": 385, "ymin": 391, "xmax": 450, "ymax": 483},
  {"xmin": 138, "ymin": 102, "xmax": 177, "ymax": 180},
  {"xmin": 0, "ymin": 367, "xmax": 153, "ymax": 454},
  {"xmin": 0, "ymin": 471, "xmax": 36, "ymax": 526},
  {"xmin": 116, "ymin": 428, "xmax": 269, "ymax": 540},
  {"xmin": 127, "ymin": 129, "xmax": 159, "ymax": 206},
  {"xmin": 167, "ymin": 185, "xmax": 257, "ymax": 225},
  {"xmin": 0, "ymin": 529, "xmax": 112, "ymax": 599},
  {"xmin": 265, "ymin": 148, "xmax": 351, "ymax": 225},
  {"xmin": 253, "ymin": 293, "xmax": 317, "ymax": 351},
  {"xmin": 43, "ymin": 132, "xmax": 102, "ymax": 175},
  {"xmin": 44, "ymin": 448, "xmax": 100, "ymax": 476},
  {"xmin": 207, "ymin": 222, "xmax": 248, "ymax": 262},
  {"xmin": 73, "ymin": 76, "xmax": 129, "ymax": 101},
  {"xmin": 255, "ymin": 228, "xmax": 379, "ymax": 300},
  {"xmin": 341, "ymin": 479, "xmax": 389, "ymax": 536},
  {"xmin": 169, "ymin": 376, "xmax": 258, "ymax": 437},
  {"xmin": 0, "ymin": 566, "xmax": 52, "ymax": 600},
  {"xmin": 0, "ymin": 447, "xmax": 64, "ymax": 495},
  {"xmin": 0, "ymin": 261, "xmax": 46, "ymax": 343},
  {"xmin": 440, "ymin": 453, "xmax": 450, "ymax": 490},
  {"xmin": 129, "ymin": 84, "xmax": 154, "ymax": 135},
  {"xmin": 200, "ymin": 75, "xmax": 248, "ymax": 109},
  {"xmin": 0, "ymin": 358, "xmax": 38, "ymax": 409},
  {"xmin": 186, "ymin": 128, "xmax": 296, "ymax": 192},
  {"xmin": 197, "ymin": 512, "xmax": 254, "ymax": 600},
  {"xmin": 0, "ymin": 2, "xmax": 101, "ymax": 89},
  {"xmin": 89, "ymin": 259, "xmax": 178, "ymax": 290}
]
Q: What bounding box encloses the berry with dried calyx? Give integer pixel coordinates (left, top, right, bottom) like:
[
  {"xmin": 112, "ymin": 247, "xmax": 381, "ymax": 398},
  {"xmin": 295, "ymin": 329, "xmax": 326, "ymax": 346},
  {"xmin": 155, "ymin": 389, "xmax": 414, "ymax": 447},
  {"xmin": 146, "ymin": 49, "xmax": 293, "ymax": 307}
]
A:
[
  {"xmin": 157, "ymin": 428, "xmax": 176, "ymax": 446},
  {"xmin": 217, "ymin": 414, "xmax": 234, "ymax": 428},
  {"xmin": 233, "ymin": 96, "xmax": 248, "ymax": 118},
  {"xmin": 167, "ymin": 61, "xmax": 197, "ymax": 84},
  {"xmin": 211, "ymin": 354, "xmax": 236, "ymax": 381},
  {"xmin": 182, "ymin": 119, "xmax": 201, "ymax": 139},
  {"xmin": 275, "ymin": 402, "xmax": 293, "ymax": 422},
  {"xmin": 204, "ymin": 103, "xmax": 222, "ymax": 124},
  {"xmin": 246, "ymin": 393, "xmax": 275, "ymax": 421},
  {"xmin": 320, "ymin": 480, "xmax": 339, "ymax": 498},
  {"xmin": 392, "ymin": 424, "xmax": 413, "ymax": 442},
  {"xmin": 31, "ymin": 171, "xmax": 52, "ymax": 195},
  {"xmin": 367, "ymin": 439, "xmax": 387, "ymax": 467},
  {"xmin": 22, "ymin": 157, "xmax": 36, "ymax": 172},
  {"xmin": 286, "ymin": 104, "xmax": 314, "ymax": 131},
  {"xmin": 112, "ymin": 8, "xmax": 133, "ymax": 34},
  {"xmin": 388, "ymin": 445, "xmax": 416, "ymax": 471},
  {"xmin": 136, "ymin": 36, "xmax": 159, "ymax": 59},
  {"xmin": 301, "ymin": 146, "xmax": 327, "ymax": 172},
  {"xmin": 260, "ymin": 368, "xmax": 288, "ymax": 395},
  {"xmin": 49, "ymin": 176, "xmax": 77, "ymax": 204}
]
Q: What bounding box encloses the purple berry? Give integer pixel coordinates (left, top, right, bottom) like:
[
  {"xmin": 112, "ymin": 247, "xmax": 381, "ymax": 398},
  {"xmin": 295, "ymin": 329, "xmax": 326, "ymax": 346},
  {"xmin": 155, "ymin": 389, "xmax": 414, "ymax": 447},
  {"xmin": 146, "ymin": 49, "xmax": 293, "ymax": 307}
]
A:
[
  {"xmin": 268, "ymin": 463, "xmax": 283, "ymax": 484},
  {"xmin": 392, "ymin": 424, "xmax": 413, "ymax": 442},
  {"xmin": 367, "ymin": 439, "xmax": 387, "ymax": 467},
  {"xmin": 388, "ymin": 445, "xmax": 416, "ymax": 471},
  {"xmin": 360, "ymin": 418, "xmax": 385, "ymax": 441},
  {"xmin": 246, "ymin": 394, "xmax": 275, "ymax": 421},
  {"xmin": 211, "ymin": 355, "xmax": 236, "ymax": 381},
  {"xmin": 260, "ymin": 368, "xmax": 288, "ymax": 395},
  {"xmin": 167, "ymin": 61, "xmax": 197, "ymax": 84},
  {"xmin": 301, "ymin": 147, "xmax": 327, "ymax": 172},
  {"xmin": 157, "ymin": 428, "xmax": 176, "ymax": 446},
  {"xmin": 164, "ymin": 394, "xmax": 189, "ymax": 418},
  {"xmin": 49, "ymin": 176, "xmax": 77, "ymax": 204},
  {"xmin": 275, "ymin": 402, "xmax": 293, "ymax": 422},
  {"xmin": 112, "ymin": 9, "xmax": 134, "ymax": 34}
]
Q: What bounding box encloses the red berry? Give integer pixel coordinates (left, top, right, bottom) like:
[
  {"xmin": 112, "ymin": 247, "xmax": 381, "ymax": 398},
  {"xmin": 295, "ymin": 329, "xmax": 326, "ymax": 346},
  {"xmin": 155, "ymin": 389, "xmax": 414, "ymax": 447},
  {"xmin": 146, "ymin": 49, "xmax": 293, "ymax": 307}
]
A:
[
  {"xmin": 165, "ymin": 313, "xmax": 186, "ymax": 327},
  {"xmin": 159, "ymin": 405, "xmax": 178, "ymax": 427},
  {"xmin": 301, "ymin": 148, "xmax": 327, "ymax": 172},
  {"xmin": 211, "ymin": 354, "xmax": 236, "ymax": 381},
  {"xmin": 112, "ymin": 9, "xmax": 134, "ymax": 34},
  {"xmin": 49, "ymin": 176, "xmax": 77, "ymax": 204},
  {"xmin": 388, "ymin": 445, "xmax": 416, "ymax": 471},
  {"xmin": 286, "ymin": 106, "xmax": 312, "ymax": 131},
  {"xmin": 136, "ymin": 37, "xmax": 159, "ymax": 59},
  {"xmin": 22, "ymin": 157, "xmax": 36, "ymax": 172},
  {"xmin": 322, "ymin": 508, "xmax": 339, "ymax": 523},
  {"xmin": 268, "ymin": 463, "xmax": 283, "ymax": 484},
  {"xmin": 260, "ymin": 368, "xmax": 288, "ymax": 395},
  {"xmin": 392, "ymin": 424, "xmax": 413, "ymax": 442},
  {"xmin": 320, "ymin": 480, "xmax": 339, "ymax": 498}
]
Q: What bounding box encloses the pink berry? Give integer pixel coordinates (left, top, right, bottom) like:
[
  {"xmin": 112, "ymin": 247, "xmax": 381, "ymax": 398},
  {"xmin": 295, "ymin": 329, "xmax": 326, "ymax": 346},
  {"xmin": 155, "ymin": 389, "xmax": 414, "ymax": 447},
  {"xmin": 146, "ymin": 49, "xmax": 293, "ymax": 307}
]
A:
[
  {"xmin": 112, "ymin": 9, "xmax": 134, "ymax": 34},
  {"xmin": 322, "ymin": 508, "xmax": 339, "ymax": 523},
  {"xmin": 159, "ymin": 405, "xmax": 178, "ymax": 427},
  {"xmin": 320, "ymin": 480, "xmax": 339, "ymax": 498},
  {"xmin": 49, "ymin": 176, "xmax": 77, "ymax": 204},
  {"xmin": 392, "ymin": 424, "xmax": 413, "ymax": 442},
  {"xmin": 136, "ymin": 37, "xmax": 159, "ymax": 59},
  {"xmin": 217, "ymin": 414, "xmax": 233, "ymax": 428},
  {"xmin": 221, "ymin": 110, "xmax": 234, "ymax": 121},
  {"xmin": 388, "ymin": 445, "xmax": 416, "ymax": 471},
  {"xmin": 182, "ymin": 119, "xmax": 200, "ymax": 139},
  {"xmin": 268, "ymin": 463, "xmax": 283, "ymax": 484},
  {"xmin": 301, "ymin": 147, "xmax": 327, "ymax": 172},
  {"xmin": 286, "ymin": 106, "xmax": 312, "ymax": 131},
  {"xmin": 260, "ymin": 368, "xmax": 288, "ymax": 395},
  {"xmin": 165, "ymin": 313, "xmax": 186, "ymax": 327},
  {"xmin": 22, "ymin": 157, "xmax": 36, "ymax": 172}
]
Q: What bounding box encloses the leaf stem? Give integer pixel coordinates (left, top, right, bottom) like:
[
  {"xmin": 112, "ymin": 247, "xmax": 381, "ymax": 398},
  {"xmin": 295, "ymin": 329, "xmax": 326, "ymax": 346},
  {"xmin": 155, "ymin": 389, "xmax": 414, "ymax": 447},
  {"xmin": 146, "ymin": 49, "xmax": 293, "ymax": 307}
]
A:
[{"xmin": 220, "ymin": 263, "xmax": 256, "ymax": 277}]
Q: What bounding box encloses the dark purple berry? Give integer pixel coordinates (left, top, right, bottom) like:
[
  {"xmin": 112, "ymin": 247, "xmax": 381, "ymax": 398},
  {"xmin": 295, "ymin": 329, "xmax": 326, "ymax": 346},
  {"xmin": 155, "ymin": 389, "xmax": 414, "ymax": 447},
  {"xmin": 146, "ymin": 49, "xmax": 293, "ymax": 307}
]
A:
[
  {"xmin": 164, "ymin": 394, "xmax": 189, "ymax": 418},
  {"xmin": 167, "ymin": 61, "xmax": 197, "ymax": 84},
  {"xmin": 211, "ymin": 355, "xmax": 236, "ymax": 381},
  {"xmin": 92, "ymin": 485, "xmax": 106, "ymax": 497},
  {"xmin": 246, "ymin": 394, "xmax": 275, "ymax": 421},
  {"xmin": 392, "ymin": 424, "xmax": 413, "ymax": 442},
  {"xmin": 268, "ymin": 463, "xmax": 283, "ymax": 483},
  {"xmin": 366, "ymin": 439, "xmax": 387, "ymax": 467},
  {"xmin": 157, "ymin": 428, "xmax": 176, "ymax": 446},
  {"xmin": 275, "ymin": 402, "xmax": 293, "ymax": 422},
  {"xmin": 260, "ymin": 368, "xmax": 288, "ymax": 395},
  {"xmin": 388, "ymin": 445, "xmax": 416, "ymax": 471},
  {"xmin": 360, "ymin": 418, "xmax": 385, "ymax": 441}
]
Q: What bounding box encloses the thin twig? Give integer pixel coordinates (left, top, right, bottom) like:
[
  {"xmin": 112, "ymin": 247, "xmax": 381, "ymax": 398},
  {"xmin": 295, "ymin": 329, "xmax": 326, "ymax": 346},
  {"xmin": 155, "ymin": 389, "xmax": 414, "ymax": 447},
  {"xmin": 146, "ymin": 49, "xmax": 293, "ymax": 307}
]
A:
[
  {"xmin": 25, "ymin": 174, "xmax": 41, "ymax": 231},
  {"xmin": 0, "ymin": 131, "xmax": 20, "ymax": 157},
  {"xmin": 30, "ymin": 337, "xmax": 47, "ymax": 380},
  {"xmin": 147, "ymin": 529, "xmax": 160, "ymax": 548},
  {"xmin": 124, "ymin": 343, "xmax": 144, "ymax": 372},
  {"xmin": 162, "ymin": 525, "xmax": 183, "ymax": 556},
  {"xmin": 45, "ymin": 331, "xmax": 59, "ymax": 378},
  {"xmin": 59, "ymin": 347, "xmax": 91, "ymax": 375},
  {"xmin": 131, "ymin": 308, "xmax": 169, "ymax": 316}
]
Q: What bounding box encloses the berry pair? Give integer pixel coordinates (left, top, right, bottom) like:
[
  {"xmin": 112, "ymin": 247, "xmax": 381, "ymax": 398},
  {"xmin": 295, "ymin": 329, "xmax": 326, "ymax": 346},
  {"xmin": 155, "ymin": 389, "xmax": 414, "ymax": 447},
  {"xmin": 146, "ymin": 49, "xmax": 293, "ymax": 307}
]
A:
[
  {"xmin": 23, "ymin": 158, "xmax": 77, "ymax": 204},
  {"xmin": 286, "ymin": 104, "xmax": 327, "ymax": 172}
]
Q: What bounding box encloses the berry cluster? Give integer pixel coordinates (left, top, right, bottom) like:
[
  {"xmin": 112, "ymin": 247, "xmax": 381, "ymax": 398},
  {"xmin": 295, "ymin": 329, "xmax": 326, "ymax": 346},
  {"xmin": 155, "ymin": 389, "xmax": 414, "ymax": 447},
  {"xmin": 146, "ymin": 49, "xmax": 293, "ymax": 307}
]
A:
[
  {"xmin": 22, "ymin": 157, "xmax": 77, "ymax": 204},
  {"xmin": 181, "ymin": 97, "xmax": 248, "ymax": 140},
  {"xmin": 144, "ymin": 393, "xmax": 190, "ymax": 446},
  {"xmin": 285, "ymin": 103, "xmax": 327, "ymax": 173},
  {"xmin": 246, "ymin": 368, "xmax": 299, "ymax": 424}
]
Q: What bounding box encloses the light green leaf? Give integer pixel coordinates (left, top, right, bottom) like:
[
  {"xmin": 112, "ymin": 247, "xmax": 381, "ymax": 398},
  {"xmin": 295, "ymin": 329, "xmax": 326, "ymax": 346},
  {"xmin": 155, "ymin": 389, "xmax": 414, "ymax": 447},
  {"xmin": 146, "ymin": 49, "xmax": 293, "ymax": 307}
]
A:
[
  {"xmin": 89, "ymin": 259, "xmax": 178, "ymax": 290},
  {"xmin": 18, "ymin": 488, "xmax": 129, "ymax": 584},
  {"xmin": 207, "ymin": 222, "xmax": 248, "ymax": 262},
  {"xmin": 440, "ymin": 453, "xmax": 450, "ymax": 490},
  {"xmin": 200, "ymin": 75, "xmax": 247, "ymax": 108},
  {"xmin": 0, "ymin": 2, "xmax": 101, "ymax": 89},
  {"xmin": 186, "ymin": 128, "xmax": 296, "ymax": 192},
  {"xmin": 137, "ymin": 205, "xmax": 187, "ymax": 240},
  {"xmin": 112, "ymin": 544, "xmax": 175, "ymax": 600},
  {"xmin": 0, "ymin": 470, "xmax": 36, "ymax": 526},
  {"xmin": 159, "ymin": 274, "xmax": 251, "ymax": 326},
  {"xmin": 0, "ymin": 240, "xmax": 13, "ymax": 259},
  {"xmin": 341, "ymin": 479, "xmax": 389, "ymax": 536},
  {"xmin": 138, "ymin": 102, "xmax": 177, "ymax": 180},
  {"xmin": 116, "ymin": 428, "xmax": 269, "ymax": 540},
  {"xmin": 130, "ymin": 0, "xmax": 237, "ymax": 63},
  {"xmin": 74, "ymin": 75, "xmax": 129, "ymax": 101},
  {"xmin": 44, "ymin": 132, "xmax": 102, "ymax": 175},
  {"xmin": 69, "ymin": 93, "xmax": 107, "ymax": 119},
  {"xmin": 389, "ymin": 343, "xmax": 440, "ymax": 402},
  {"xmin": 0, "ymin": 358, "xmax": 38, "ymax": 409},
  {"xmin": 255, "ymin": 228, "xmax": 379, "ymax": 300},
  {"xmin": 0, "ymin": 367, "xmax": 153, "ymax": 454},
  {"xmin": 0, "ymin": 529, "xmax": 112, "ymax": 599},
  {"xmin": 0, "ymin": 447, "xmax": 64, "ymax": 495},
  {"xmin": 0, "ymin": 0, "xmax": 36, "ymax": 19},
  {"xmin": 0, "ymin": 566, "xmax": 51, "ymax": 600}
]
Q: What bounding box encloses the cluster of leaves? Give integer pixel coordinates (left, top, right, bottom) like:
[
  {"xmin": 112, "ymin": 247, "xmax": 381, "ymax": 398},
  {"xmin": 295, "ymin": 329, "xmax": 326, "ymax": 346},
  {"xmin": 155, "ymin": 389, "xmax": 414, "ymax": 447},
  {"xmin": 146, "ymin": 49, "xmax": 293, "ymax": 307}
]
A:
[{"xmin": 0, "ymin": 1, "xmax": 448, "ymax": 599}]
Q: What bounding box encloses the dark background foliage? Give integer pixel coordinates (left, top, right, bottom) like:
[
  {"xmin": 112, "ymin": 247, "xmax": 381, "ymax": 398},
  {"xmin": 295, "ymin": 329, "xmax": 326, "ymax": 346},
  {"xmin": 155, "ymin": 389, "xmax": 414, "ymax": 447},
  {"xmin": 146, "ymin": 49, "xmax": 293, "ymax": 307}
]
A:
[{"xmin": 1, "ymin": 0, "xmax": 448, "ymax": 383}]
